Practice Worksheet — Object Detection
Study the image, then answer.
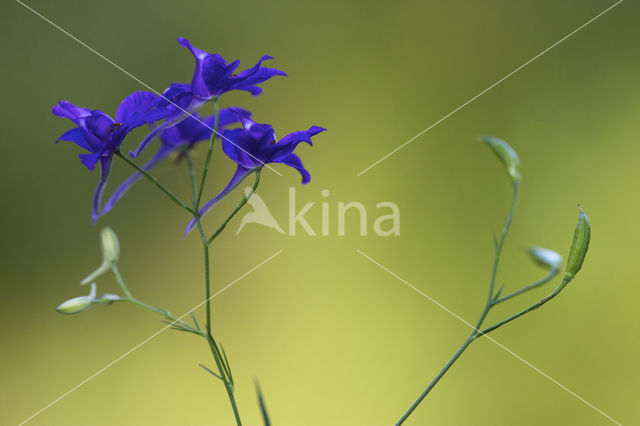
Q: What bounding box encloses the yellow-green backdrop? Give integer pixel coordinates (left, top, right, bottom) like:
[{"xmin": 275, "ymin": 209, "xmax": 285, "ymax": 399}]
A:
[{"xmin": 1, "ymin": 0, "xmax": 638, "ymax": 424}]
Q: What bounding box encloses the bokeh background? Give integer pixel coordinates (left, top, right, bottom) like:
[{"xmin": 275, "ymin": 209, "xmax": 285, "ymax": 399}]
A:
[{"xmin": 1, "ymin": 0, "xmax": 639, "ymax": 424}]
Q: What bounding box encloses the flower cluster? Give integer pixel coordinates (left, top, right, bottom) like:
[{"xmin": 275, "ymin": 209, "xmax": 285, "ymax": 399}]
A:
[{"xmin": 53, "ymin": 37, "xmax": 326, "ymax": 227}]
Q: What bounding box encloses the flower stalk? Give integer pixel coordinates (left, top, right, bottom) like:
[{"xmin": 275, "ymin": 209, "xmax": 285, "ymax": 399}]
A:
[{"xmin": 396, "ymin": 139, "xmax": 590, "ymax": 425}]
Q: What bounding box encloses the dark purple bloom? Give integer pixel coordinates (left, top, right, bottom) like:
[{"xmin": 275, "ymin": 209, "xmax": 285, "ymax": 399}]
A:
[
  {"xmin": 130, "ymin": 39, "xmax": 286, "ymax": 159},
  {"xmin": 178, "ymin": 37, "xmax": 287, "ymax": 99},
  {"xmin": 53, "ymin": 92, "xmax": 170, "ymax": 222},
  {"xmin": 185, "ymin": 109, "xmax": 326, "ymax": 235},
  {"xmin": 129, "ymin": 83, "xmax": 202, "ymax": 158},
  {"xmin": 102, "ymin": 107, "xmax": 251, "ymax": 216}
]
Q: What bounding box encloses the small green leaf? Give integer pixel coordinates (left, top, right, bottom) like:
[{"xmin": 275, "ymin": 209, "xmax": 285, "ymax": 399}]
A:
[
  {"xmin": 199, "ymin": 363, "xmax": 223, "ymax": 380},
  {"xmin": 255, "ymin": 380, "xmax": 271, "ymax": 426},
  {"xmin": 190, "ymin": 312, "xmax": 201, "ymax": 331},
  {"xmin": 493, "ymin": 283, "xmax": 505, "ymax": 302},
  {"xmin": 220, "ymin": 344, "xmax": 234, "ymax": 385},
  {"xmin": 565, "ymin": 206, "xmax": 591, "ymax": 279},
  {"xmin": 480, "ymin": 136, "xmax": 521, "ymax": 183}
]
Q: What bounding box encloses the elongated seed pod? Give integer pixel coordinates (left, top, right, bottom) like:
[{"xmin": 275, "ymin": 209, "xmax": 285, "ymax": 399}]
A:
[
  {"xmin": 565, "ymin": 206, "xmax": 590, "ymax": 279},
  {"xmin": 479, "ymin": 136, "xmax": 521, "ymax": 183}
]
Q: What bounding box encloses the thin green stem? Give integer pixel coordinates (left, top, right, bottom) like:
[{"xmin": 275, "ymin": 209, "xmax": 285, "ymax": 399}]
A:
[
  {"xmin": 396, "ymin": 335, "xmax": 475, "ymax": 425},
  {"xmin": 110, "ymin": 264, "xmax": 133, "ymax": 299},
  {"xmin": 480, "ymin": 275, "xmax": 571, "ymax": 336},
  {"xmin": 114, "ymin": 150, "xmax": 195, "ymax": 215},
  {"xmin": 493, "ymin": 269, "xmax": 558, "ymax": 305},
  {"xmin": 208, "ymin": 168, "xmax": 262, "ymax": 244},
  {"xmin": 396, "ymin": 182, "xmax": 520, "ymax": 425},
  {"xmin": 486, "ymin": 181, "xmax": 520, "ymax": 303},
  {"xmin": 185, "ymin": 150, "xmax": 243, "ymax": 426},
  {"xmin": 111, "ymin": 265, "xmax": 200, "ymax": 334},
  {"xmin": 197, "ymin": 97, "xmax": 219, "ymax": 208}
]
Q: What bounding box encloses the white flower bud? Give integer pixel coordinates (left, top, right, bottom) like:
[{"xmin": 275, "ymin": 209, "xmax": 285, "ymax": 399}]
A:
[
  {"xmin": 528, "ymin": 246, "xmax": 563, "ymax": 271},
  {"xmin": 56, "ymin": 283, "xmax": 97, "ymax": 315},
  {"xmin": 81, "ymin": 228, "xmax": 120, "ymax": 285},
  {"xmin": 100, "ymin": 227, "xmax": 119, "ymax": 265}
]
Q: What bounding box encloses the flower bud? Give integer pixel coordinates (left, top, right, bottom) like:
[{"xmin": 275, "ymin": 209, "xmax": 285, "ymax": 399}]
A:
[
  {"xmin": 56, "ymin": 283, "xmax": 97, "ymax": 315},
  {"xmin": 565, "ymin": 206, "xmax": 590, "ymax": 279},
  {"xmin": 100, "ymin": 227, "xmax": 119, "ymax": 265},
  {"xmin": 480, "ymin": 136, "xmax": 521, "ymax": 183},
  {"xmin": 528, "ymin": 246, "xmax": 563, "ymax": 271},
  {"xmin": 81, "ymin": 228, "xmax": 120, "ymax": 285}
]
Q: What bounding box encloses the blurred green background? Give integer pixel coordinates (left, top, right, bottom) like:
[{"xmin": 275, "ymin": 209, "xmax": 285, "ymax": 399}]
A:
[{"xmin": 1, "ymin": 0, "xmax": 639, "ymax": 424}]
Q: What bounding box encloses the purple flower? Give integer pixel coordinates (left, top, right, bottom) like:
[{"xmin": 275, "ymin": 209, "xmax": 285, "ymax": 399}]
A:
[
  {"xmin": 185, "ymin": 110, "xmax": 326, "ymax": 235},
  {"xmin": 53, "ymin": 92, "xmax": 170, "ymax": 221},
  {"xmin": 178, "ymin": 37, "xmax": 287, "ymax": 99},
  {"xmin": 130, "ymin": 38, "xmax": 286, "ymax": 159},
  {"xmin": 102, "ymin": 107, "xmax": 251, "ymax": 216}
]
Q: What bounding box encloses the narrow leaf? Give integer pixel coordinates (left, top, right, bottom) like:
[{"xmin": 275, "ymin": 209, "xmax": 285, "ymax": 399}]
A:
[
  {"xmin": 190, "ymin": 312, "xmax": 201, "ymax": 331},
  {"xmin": 199, "ymin": 363, "xmax": 223, "ymax": 380},
  {"xmin": 255, "ymin": 380, "xmax": 271, "ymax": 426}
]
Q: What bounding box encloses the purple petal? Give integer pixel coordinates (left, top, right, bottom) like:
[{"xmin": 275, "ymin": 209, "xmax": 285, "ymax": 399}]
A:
[
  {"xmin": 230, "ymin": 67, "xmax": 288, "ymax": 96},
  {"xmin": 201, "ymin": 54, "xmax": 237, "ymax": 96},
  {"xmin": 130, "ymin": 98, "xmax": 206, "ymax": 158},
  {"xmin": 84, "ymin": 113, "xmax": 115, "ymax": 141},
  {"xmin": 278, "ymin": 152, "xmax": 311, "ymax": 184},
  {"xmin": 184, "ymin": 166, "xmax": 253, "ymax": 236},
  {"xmin": 221, "ymin": 128, "xmax": 262, "ymax": 168},
  {"xmin": 231, "ymin": 55, "xmax": 274, "ymax": 80},
  {"xmin": 116, "ymin": 91, "xmax": 167, "ymax": 124},
  {"xmin": 178, "ymin": 37, "xmax": 214, "ymax": 98},
  {"xmin": 92, "ymin": 155, "xmax": 113, "ymax": 222},
  {"xmin": 270, "ymin": 126, "xmax": 326, "ymax": 162},
  {"xmin": 219, "ymin": 107, "xmax": 251, "ymax": 127},
  {"xmin": 52, "ymin": 101, "xmax": 91, "ymax": 121},
  {"xmin": 130, "ymin": 112, "xmax": 188, "ymax": 158},
  {"xmin": 278, "ymin": 126, "xmax": 326, "ymax": 147},
  {"xmin": 79, "ymin": 152, "xmax": 101, "ymax": 171},
  {"xmin": 57, "ymin": 127, "xmax": 93, "ymax": 152}
]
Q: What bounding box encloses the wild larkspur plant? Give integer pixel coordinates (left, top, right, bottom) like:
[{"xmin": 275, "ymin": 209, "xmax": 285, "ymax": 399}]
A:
[
  {"xmin": 53, "ymin": 37, "xmax": 323, "ymax": 426},
  {"xmin": 50, "ymin": 35, "xmax": 590, "ymax": 426}
]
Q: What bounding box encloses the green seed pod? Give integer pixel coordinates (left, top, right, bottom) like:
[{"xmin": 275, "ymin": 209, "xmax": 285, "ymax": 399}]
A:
[
  {"xmin": 528, "ymin": 246, "xmax": 563, "ymax": 271},
  {"xmin": 480, "ymin": 136, "xmax": 521, "ymax": 183},
  {"xmin": 100, "ymin": 227, "xmax": 120, "ymax": 265},
  {"xmin": 56, "ymin": 283, "xmax": 97, "ymax": 314},
  {"xmin": 565, "ymin": 206, "xmax": 590, "ymax": 279}
]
